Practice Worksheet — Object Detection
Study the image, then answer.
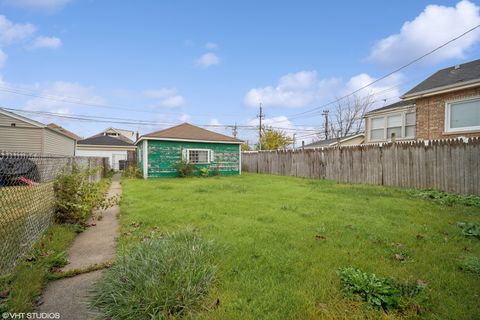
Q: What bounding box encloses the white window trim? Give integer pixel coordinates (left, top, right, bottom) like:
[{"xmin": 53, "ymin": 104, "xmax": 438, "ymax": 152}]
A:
[
  {"xmin": 183, "ymin": 148, "xmax": 213, "ymax": 164},
  {"xmin": 368, "ymin": 111, "xmax": 416, "ymax": 142},
  {"xmin": 444, "ymin": 96, "xmax": 480, "ymax": 133}
]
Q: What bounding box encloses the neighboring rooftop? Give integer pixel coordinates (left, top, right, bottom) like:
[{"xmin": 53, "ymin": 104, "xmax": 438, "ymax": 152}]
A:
[
  {"xmin": 303, "ymin": 133, "xmax": 364, "ymax": 148},
  {"xmin": 47, "ymin": 123, "xmax": 81, "ymax": 140},
  {"xmin": 140, "ymin": 123, "xmax": 243, "ymax": 143},
  {"xmin": 0, "ymin": 108, "xmax": 79, "ymax": 140},
  {"xmin": 77, "ymin": 135, "xmax": 135, "ymax": 146},
  {"xmin": 366, "ymin": 99, "xmax": 415, "ymax": 115},
  {"xmin": 402, "ymin": 58, "xmax": 480, "ymax": 98}
]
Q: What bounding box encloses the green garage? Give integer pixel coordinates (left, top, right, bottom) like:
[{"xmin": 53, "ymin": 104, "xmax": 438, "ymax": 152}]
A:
[{"xmin": 136, "ymin": 123, "xmax": 243, "ymax": 178}]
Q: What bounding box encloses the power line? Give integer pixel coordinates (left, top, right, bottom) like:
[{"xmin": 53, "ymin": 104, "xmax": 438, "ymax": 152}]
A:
[
  {"xmin": 0, "ymin": 84, "xmax": 244, "ymax": 118},
  {"xmin": 3, "ymin": 107, "xmax": 320, "ymax": 133},
  {"xmin": 269, "ymin": 24, "xmax": 480, "ymax": 123}
]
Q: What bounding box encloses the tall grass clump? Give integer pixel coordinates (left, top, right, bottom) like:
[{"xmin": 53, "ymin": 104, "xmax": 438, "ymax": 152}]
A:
[{"xmin": 92, "ymin": 229, "xmax": 217, "ymax": 319}]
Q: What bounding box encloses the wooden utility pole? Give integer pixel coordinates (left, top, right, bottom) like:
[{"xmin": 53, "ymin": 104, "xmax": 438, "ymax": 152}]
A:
[
  {"xmin": 232, "ymin": 123, "xmax": 238, "ymax": 138},
  {"xmin": 257, "ymin": 103, "xmax": 265, "ymax": 150},
  {"xmin": 322, "ymin": 110, "xmax": 329, "ymax": 139}
]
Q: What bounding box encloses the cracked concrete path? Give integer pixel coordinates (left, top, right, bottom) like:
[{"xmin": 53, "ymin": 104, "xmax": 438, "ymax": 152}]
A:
[{"xmin": 37, "ymin": 173, "xmax": 121, "ymax": 319}]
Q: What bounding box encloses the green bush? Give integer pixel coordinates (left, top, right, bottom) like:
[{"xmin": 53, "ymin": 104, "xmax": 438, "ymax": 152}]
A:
[
  {"xmin": 200, "ymin": 167, "xmax": 209, "ymax": 177},
  {"xmin": 457, "ymin": 222, "xmax": 480, "ymax": 239},
  {"xmin": 92, "ymin": 229, "xmax": 216, "ymax": 319},
  {"xmin": 123, "ymin": 165, "xmax": 142, "ymax": 178},
  {"xmin": 340, "ymin": 267, "xmax": 424, "ymax": 311},
  {"xmin": 173, "ymin": 160, "xmax": 196, "ymax": 177},
  {"xmin": 54, "ymin": 165, "xmax": 110, "ymax": 224},
  {"xmin": 413, "ymin": 189, "xmax": 480, "ymax": 207}
]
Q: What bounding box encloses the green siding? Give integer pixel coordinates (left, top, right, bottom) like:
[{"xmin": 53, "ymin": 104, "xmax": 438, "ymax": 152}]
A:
[{"xmin": 145, "ymin": 140, "xmax": 240, "ymax": 178}]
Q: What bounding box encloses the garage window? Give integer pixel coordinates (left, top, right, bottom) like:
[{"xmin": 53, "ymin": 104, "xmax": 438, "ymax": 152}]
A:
[{"xmin": 183, "ymin": 149, "xmax": 213, "ymax": 164}]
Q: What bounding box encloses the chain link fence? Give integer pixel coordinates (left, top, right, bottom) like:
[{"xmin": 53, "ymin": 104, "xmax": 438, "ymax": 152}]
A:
[{"xmin": 0, "ymin": 151, "xmax": 109, "ymax": 275}]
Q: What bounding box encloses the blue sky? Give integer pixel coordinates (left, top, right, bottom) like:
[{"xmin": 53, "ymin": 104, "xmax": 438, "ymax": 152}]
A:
[{"xmin": 0, "ymin": 0, "xmax": 479, "ymax": 144}]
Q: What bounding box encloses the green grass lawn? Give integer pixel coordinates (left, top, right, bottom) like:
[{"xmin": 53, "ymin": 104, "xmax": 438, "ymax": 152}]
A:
[{"xmin": 120, "ymin": 173, "xmax": 480, "ymax": 320}]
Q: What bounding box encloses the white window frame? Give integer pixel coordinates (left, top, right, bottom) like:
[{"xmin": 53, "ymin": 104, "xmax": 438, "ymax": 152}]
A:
[
  {"xmin": 183, "ymin": 148, "xmax": 213, "ymax": 164},
  {"xmin": 368, "ymin": 111, "xmax": 416, "ymax": 142},
  {"xmin": 445, "ymin": 96, "xmax": 480, "ymax": 133}
]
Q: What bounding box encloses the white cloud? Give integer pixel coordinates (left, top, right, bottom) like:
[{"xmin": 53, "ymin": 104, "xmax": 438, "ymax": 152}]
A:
[
  {"xmin": 1, "ymin": 0, "xmax": 71, "ymax": 12},
  {"xmin": 368, "ymin": 0, "xmax": 480, "ymax": 66},
  {"xmin": 143, "ymin": 87, "xmax": 185, "ymax": 108},
  {"xmin": 244, "ymin": 71, "xmax": 340, "ymax": 108},
  {"xmin": 209, "ymin": 118, "xmax": 221, "ymax": 126},
  {"xmin": 24, "ymin": 81, "xmax": 104, "ymax": 115},
  {"xmin": 195, "ymin": 52, "xmax": 219, "ymax": 68},
  {"xmin": 180, "ymin": 113, "xmax": 191, "ymax": 122},
  {"xmin": 205, "ymin": 42, "xmax": 218, "ymax": 50},
  {"xmin": 0, "ymin": 49, "xmax": 7, "ymax": 68},
  {"xmin": 0, "ymin": 15, "xmax": 36, "ymax": 45},
  {"xmin": 30, "ymin": 36, "xmax": 62, "ymax": 49},
  {"xmin": 244, "ymin": 70, "xmax": 403, "ymax": 109}
]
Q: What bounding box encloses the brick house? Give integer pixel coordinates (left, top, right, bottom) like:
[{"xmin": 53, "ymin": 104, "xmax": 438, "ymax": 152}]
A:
[{"xmin": 364, "ymin": 59, "xmax": 480, "ymax": 143}]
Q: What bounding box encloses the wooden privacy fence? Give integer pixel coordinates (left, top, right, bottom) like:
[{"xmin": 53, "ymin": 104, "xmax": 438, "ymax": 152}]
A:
[{"xmin": 241, "ymin": 138, "xmax": 480, "ymax": 196}]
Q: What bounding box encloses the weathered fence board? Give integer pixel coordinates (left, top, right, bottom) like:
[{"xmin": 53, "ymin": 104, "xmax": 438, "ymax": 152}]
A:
[{"xmin": 242, "ymin": 138, "xmax": 480, "ymax": 196}]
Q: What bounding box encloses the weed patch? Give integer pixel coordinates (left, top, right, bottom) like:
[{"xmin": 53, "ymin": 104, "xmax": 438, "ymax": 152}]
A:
[
  {"xmin": 460, "ymin": 256, "xmax": 480, "ymax": 275},
  {"xmin": 457, "ymin": 222, "xmax": 480, "ymax": 239},
  {"xmin": 340, "ymin": 267, "xmax": 424, "ymax": 311},
  {"xmin": 92, "ymin": 228, "xmax": 216, "ymax": 319},
  {"xmin": 412, "ymin": 189, "xmax": 480, "ymax": 207}
]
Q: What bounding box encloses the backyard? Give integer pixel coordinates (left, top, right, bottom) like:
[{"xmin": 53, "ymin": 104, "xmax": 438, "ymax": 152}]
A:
[{"xmin": 119, "ymin": 173, "xmax": 480, "ymax": 320}]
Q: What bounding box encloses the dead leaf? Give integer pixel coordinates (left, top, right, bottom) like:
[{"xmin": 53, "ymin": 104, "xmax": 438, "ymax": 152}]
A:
[
  {"xmin": 315, "ymin": 235, "xmax": 326, "ymax": 240},
  {"xmin": 394, "ymin": 254, "xmax": 405, "ymax": 261},
  {"xmin": 0, "ymin": 289, "xmax": 10, "ymax": 299},
  {"xmin": 416, "ymin": 279, "xmax": 427, "ymax": 288}
]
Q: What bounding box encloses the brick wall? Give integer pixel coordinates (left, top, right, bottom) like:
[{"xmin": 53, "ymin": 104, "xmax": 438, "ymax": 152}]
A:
[{"xmin": 416, "ymin": 86, "xmax": 480, "ymax": 140}]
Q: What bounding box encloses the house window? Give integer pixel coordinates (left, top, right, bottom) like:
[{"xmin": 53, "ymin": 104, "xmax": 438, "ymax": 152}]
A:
[
  {"xmin": 368, "ymin": 110, "xmax": 416, "ymax": 142},
  {"xmin": 183, "ymin": 149, "xmax": 212, "ymax": 164},
  {"xmin": 446, "ymin": 98, "xmax": 480, "ymax": 132},
  {"xmin": 387, "ymin": 114, "xmax": 402, "ymax": 139},
  {"xmin": 370, "ymin": 117, "xmax": 384, "ymax": 140},
  {"xmin": 405, "ymin": 112, "xmax": 416, "ymax": 138}
]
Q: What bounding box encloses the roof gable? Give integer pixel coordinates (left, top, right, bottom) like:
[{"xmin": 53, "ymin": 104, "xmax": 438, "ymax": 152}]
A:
[
  {"xmin": 365, "ymin": 100, "xmax": 415, "ymax": 115},
  {"xmin": 77, "ymin": 135, "xmax": 135, "ymax": 146},
  {"xmin": 140, "ymin": 123, "xmax": 243, "ymax": 143},
  {"xmin": 403, "ymin": 59, "xmax": 480, "ymax": 98}
]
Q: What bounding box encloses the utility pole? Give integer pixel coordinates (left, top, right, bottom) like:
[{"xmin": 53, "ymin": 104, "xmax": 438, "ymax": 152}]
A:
[
  {"xmin": 292, "ymin": 133, "xmax": 296, "ymax": 149},
  {"xmin": 322, "ymin": 110, "xmax": 329, "ymax": 139},
  {"xmin": 232, "ymin": 123, "xmax": 238, "ymax": 138},
  {"xmin": 257, "ymin": 103, "xmax": 265, "ymax": 150}
]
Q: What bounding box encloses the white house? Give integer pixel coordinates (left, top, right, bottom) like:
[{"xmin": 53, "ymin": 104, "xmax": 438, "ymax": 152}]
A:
[{"xmin": 76, "ymin": 128, "xmax": 136, "ymax": 170}]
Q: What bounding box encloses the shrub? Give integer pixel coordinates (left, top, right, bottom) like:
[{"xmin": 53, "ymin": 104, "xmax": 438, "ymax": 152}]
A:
[
  {"xmin": 200, "ymin": 167, "xmax": 209, "ymax": 177},
  {"xmin": 340, "ymin": 267, "xmax": 424, "ymax": 311},
  {"xmin": 460, "ymin": 256, "xmax": 480, "ymax": 275},
  {"xmin": 54, "ymin": 165, "xmax": 109, "ymax": 224},
  {"xmin": 457, "ymin": 222, "xmax": 480, "ymax": 239},
  {"xmin": 123, "ymin": 165, "xmax": 142, "ymax": 178},
  {"xmin": 413, "ymin": 189, "xmax": 480, "ymax": 207},
  {"xmin": 173, "ymin": 160, "xmax": 196, "ymax": 177},
  {"xmin": 92, "ymin": 229, "xmax": 216, "ymax": 319}
]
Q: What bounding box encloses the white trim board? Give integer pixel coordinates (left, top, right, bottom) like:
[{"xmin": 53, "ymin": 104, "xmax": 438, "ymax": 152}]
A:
[
  {"xmin": 136, "ymin": 137, "xmax": 242, "ymax": 145},
  {"xmin": 143, "ymin": 140, "xmax": 148, "ymax": 179}
]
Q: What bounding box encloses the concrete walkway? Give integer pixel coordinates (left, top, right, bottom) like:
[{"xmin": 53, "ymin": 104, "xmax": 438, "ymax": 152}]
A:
[{"xmin": 37, "ymin": 173, "xmax": 121, "ymax": 320}]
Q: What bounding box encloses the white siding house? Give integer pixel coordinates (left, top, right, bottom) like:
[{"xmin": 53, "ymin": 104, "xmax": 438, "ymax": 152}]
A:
[
  {"xmin": 76, "ymin": 131, "xmax": 136, "ymax": 170},
  {"xmin": 0, "ymin": 108, "xmax": 79, "ymax": 155}
]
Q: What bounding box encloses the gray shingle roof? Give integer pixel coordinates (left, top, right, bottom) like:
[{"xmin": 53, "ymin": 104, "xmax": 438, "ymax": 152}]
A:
[
  {"xmin": 403, "ymin": 58, "xmax": 480, "ymax": 97},
  {"xmin": 77, "ymin": 135, "xmax": 134, "ymax": 146},
  {"xmin": 366, "ymin": 100, "xmax": 415, "ymax": 114},
  {"xmin": 303, "ymin": 133, "xmax": 364, "ymax": 148}
]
